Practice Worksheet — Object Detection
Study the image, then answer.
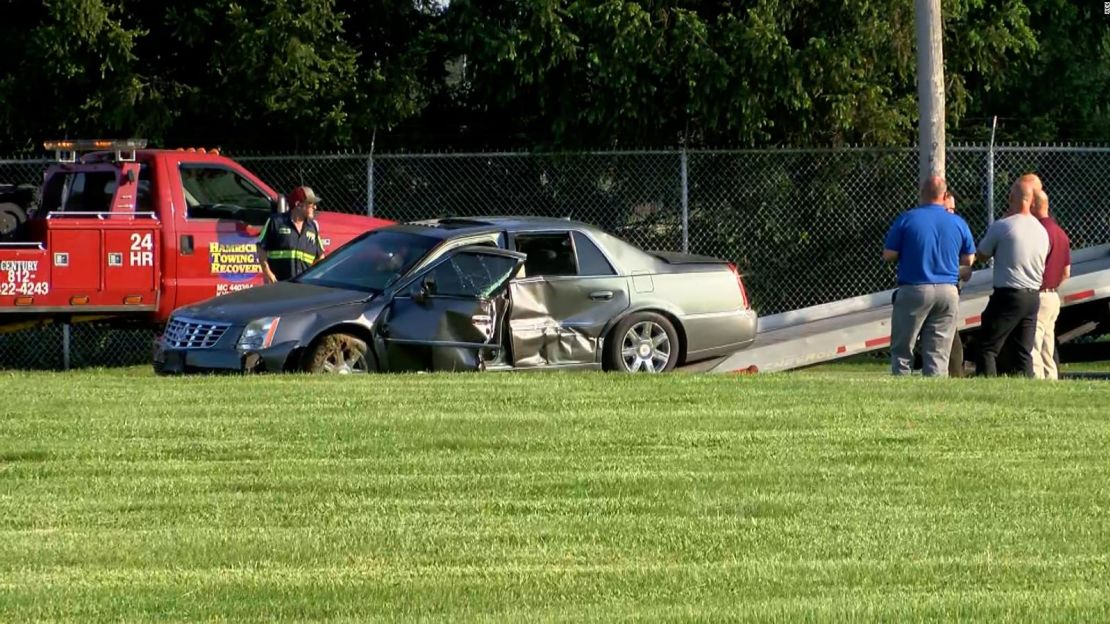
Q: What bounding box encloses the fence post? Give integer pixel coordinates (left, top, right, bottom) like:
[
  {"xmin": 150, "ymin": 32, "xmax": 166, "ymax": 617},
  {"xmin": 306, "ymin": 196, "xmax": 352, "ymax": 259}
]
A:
[
  {"xmin": 366, "ymin": 155, "xmax": 375, "ymax": 217},
  {"xmin": 985, "ymin": 116, "xmax": 997, "ymax": 228},
  {"xmin": 680, "ymin": 149, "xmax": 689, "ymax": 253},
  {"xmin": 62, "ymin": 323, "xmax": 71, "ymax": 371}
]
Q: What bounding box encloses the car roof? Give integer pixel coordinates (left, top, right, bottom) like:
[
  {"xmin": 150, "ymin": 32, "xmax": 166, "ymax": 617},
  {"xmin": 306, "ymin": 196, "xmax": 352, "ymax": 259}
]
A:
[{"xmin": 401, "ymin": 216, "xmax": 607, "ymax": 238}]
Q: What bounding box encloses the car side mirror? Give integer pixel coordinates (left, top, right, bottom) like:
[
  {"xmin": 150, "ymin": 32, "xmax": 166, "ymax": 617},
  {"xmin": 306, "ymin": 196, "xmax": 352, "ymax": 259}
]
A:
[
  {"xmin": 412, "ymin": 275, "xmax": 436, "ymax": 305},
  {"xmin": 273, "ymin": 196, "xmax": 289, "ymax": 214}
]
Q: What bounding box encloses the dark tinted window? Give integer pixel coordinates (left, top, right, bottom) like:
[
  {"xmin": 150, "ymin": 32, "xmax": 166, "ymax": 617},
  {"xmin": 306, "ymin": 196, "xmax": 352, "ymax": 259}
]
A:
[
  {"xmin": 41, "ymin": 166, "xmax": 153, "ymax": 214},
  {"xmin": 424, "ymin": 252, "xmax": 519, "ymax": 298},
  {"xmin": 136, "ymin": 165, "xmax": 154, "ymax": 212},
  {"xmin": 572, "ymin": 232, "xmax": 616, "ymax": 275},
  {"xmin": 180, "ymin": 165, "xmax": 271, "ymax": 225},
  {"xmin": 295, "ymin": 230, "xmax": 438, "ymax": 292},
  {"xmin": 42, "ymin": 171, "xmax": 117, "ymax": 213},
  {"xmin": 515, "ymin": 233, "xmax": 577, "ymax": 276}
]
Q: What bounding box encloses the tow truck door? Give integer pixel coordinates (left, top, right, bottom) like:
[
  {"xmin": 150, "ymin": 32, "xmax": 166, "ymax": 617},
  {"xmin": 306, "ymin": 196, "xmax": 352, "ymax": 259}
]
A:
[
  {"xmin": 378, "ymin": 247, "xmax": 525, "ymax": 372},
  {"xmin": 165, "ymin": 157, "xmax": 277, "ymax": 310}
]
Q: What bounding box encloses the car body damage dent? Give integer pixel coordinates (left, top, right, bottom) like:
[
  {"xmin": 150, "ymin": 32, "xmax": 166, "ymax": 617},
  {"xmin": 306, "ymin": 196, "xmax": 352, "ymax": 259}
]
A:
[
  {"xmin": 510, "ymin": 324, "xmax": 596, "ymax": 367},
  {"xmin": 508, "ymin": 280, "xmax": 599, "ymax": 366},
  {"xmin": 382, "ymin": 296, "xmax": 501, "ymax": 372}
]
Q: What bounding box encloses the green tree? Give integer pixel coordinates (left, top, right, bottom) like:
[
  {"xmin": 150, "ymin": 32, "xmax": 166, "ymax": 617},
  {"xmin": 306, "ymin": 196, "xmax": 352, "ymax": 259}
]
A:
[
  {"xmin": 0, "ymin": 0, "xmax": 420, "ymax": 150},
  {"xmin": 437, "ymin": 0, "xmax": 1043, "ymax": 148},
  {"xmin": 953, "ymin": 0, "xmax": 1110, "ymax": 141},
  {"xmin": 155, "ymin": 0, "xmax": 361, "ymax": 149},
  {"xmin": 0, "ymin": 0, "xmax": 1104, "ymax": 152},
  {"xmin": 0, "ymin": 0, "xmax": 153, "ymax": 149}
]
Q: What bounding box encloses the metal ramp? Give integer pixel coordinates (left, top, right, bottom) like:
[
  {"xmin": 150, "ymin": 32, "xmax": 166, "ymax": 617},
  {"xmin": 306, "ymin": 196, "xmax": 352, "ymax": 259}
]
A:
[{"xmin": 709, "ymin": 243, "xmax": 1110, "ymax": 373}]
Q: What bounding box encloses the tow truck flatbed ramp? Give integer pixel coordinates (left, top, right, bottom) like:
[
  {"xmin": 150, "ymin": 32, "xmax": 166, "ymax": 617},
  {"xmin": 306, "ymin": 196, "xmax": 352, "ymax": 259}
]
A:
[{"xmin": 710, "ymin": 243, "xmax": 1110, "ymax": 374}]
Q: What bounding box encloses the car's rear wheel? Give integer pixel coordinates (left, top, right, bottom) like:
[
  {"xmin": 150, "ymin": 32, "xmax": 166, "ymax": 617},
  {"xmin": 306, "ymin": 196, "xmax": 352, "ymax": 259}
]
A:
[
  {"xmin": 304, "ymin": 333, "xmax": 372, "ymax": 374},
  {"xmin": 604, "ymin": 312, "xmax": 679, "ymax": 373}
]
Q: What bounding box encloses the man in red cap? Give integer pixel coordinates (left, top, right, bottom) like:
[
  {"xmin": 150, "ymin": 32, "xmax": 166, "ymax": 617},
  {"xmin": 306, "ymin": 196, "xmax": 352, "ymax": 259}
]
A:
[{"xmin": 258, "ymin": 186, "xmax": 325, "ymax": 282}]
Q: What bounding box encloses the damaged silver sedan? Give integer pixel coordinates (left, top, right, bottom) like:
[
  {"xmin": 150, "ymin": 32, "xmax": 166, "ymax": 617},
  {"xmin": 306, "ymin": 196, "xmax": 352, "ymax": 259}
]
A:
[{"xmin": 153, "ymin": 217, "xmax": 758, "ymax": 374}]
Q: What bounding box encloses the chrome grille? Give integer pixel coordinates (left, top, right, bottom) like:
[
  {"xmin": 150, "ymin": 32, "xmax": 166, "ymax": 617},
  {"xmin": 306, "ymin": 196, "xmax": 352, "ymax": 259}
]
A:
[{"xmin": 162, "ymin": 317, "xmax": 231, "ymax": 349}]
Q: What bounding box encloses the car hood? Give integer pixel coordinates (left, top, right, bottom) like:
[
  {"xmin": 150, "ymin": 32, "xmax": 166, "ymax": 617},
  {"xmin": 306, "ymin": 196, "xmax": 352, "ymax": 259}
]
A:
[{"xmin": 176, "ymin": 282, "xmax": 370, "ymax": 322}]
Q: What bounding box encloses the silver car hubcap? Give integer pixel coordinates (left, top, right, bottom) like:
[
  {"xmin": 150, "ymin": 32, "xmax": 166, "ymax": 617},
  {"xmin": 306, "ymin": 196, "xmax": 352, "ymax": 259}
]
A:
[
  {"xmin": 321, "ymin": 345, "xmax": 369, "ymax": 374},
  {"xmin": 620, "ymin": 321, "xmax": 670, "ymax": 373}
]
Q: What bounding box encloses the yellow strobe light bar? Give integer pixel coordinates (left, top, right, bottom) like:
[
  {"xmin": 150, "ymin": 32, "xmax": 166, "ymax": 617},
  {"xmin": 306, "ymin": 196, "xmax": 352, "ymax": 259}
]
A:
[
  {"xmin": 43, "ymin": 139, "xmax": 148, "ymax": 151},
  {"xmin": 43, "ymin": 138, "xmax": 148, "ymax": 163}
]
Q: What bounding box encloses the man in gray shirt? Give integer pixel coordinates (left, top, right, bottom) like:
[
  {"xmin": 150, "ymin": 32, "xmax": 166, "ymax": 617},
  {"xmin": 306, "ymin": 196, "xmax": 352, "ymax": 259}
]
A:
[{"xmin": 974, "ymin": 174, "xmax": 1050, "ymax": 377}]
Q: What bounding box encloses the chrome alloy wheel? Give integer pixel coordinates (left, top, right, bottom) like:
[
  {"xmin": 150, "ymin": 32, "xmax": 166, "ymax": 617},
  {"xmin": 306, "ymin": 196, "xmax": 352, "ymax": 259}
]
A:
[
  {"xmin": 620, "ymin": 320, "xmax": 671, "ymax": 372},
  {"xmin": 320, "ymin": 344, "xmax": 370, "ymax": 374}
]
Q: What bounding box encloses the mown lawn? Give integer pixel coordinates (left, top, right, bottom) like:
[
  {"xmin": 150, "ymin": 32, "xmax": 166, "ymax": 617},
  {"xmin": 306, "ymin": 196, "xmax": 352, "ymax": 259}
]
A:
[
  {"xmin": 802, "ymin": 356, "xmax": 1110, "ymax": 375},
  {"xmin": 2, "ymin": 370, "xmax": 1109, "ymax": 621}
]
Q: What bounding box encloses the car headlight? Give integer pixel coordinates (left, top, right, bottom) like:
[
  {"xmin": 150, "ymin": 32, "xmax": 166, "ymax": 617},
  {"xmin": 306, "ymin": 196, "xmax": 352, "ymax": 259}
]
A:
[{"xmin": 237, "ymin": 317, "xmax": 281, "ymax": 351}]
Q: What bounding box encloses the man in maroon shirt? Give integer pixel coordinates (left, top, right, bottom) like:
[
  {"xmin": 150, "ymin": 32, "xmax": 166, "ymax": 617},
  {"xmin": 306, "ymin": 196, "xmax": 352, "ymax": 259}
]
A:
[{"xmin": 1031, "ymin": 188, "xmax": 1071, "ymax": 379}]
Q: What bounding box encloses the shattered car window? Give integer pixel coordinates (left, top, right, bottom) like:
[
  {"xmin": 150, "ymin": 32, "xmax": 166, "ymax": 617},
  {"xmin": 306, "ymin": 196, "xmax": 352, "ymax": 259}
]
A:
[
  {"xmin": 295, "ymin": 230, "xmax": 438, "ymax": 293},
  {"xmin": 428, "ymin": 252, "xmax": 519, "ymax": 298}
]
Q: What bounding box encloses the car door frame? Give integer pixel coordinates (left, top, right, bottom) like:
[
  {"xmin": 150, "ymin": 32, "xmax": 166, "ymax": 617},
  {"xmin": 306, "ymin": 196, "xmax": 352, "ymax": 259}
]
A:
[
  {"xmin": 504, "ymin": 227, "xmax": 629, "ymax": 368},
  {"xmin": 376, "ymin": 245, "xmax": 526, "ymax": 371}
]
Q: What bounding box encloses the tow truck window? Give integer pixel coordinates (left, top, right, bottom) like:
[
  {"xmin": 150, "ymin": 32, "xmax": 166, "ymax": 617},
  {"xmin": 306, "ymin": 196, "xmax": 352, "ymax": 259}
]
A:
[
  {"xmin": 180, "ymin": 165, "xmax": 272, "ymax": 226},
  {"xmin": 136, "ymin": 165, "xmax": 154, "ymax": 212},
  {"xmin": 41, "ymin": 171, "xmax": 118, "ymax": 213}
]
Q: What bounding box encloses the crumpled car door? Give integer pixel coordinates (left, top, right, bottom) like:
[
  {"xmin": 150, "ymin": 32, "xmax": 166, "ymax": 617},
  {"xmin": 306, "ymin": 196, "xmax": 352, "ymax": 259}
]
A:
[{"xmin": 378, "ymin": 246, "xmax": 524, "ymax": 372}]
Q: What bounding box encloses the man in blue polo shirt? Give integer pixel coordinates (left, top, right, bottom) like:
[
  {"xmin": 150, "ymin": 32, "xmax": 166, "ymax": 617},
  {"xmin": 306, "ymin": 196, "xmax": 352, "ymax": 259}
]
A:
[{"xmin": 882, "ymin": 176, "xmax": 976, "ymax": 376}]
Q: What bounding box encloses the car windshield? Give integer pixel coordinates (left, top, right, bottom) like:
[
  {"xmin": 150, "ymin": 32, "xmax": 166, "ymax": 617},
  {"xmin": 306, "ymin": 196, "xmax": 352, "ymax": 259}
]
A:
[{"xmin": 293, "ymin": 230, "xmax": 439, "ymax": 293}]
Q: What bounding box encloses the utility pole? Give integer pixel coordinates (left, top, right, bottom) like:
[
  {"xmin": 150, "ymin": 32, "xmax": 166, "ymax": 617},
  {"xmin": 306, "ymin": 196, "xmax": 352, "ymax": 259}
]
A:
[{"xmin": 915, "ymin": 0, "xmax": 945, "ymax": 183}]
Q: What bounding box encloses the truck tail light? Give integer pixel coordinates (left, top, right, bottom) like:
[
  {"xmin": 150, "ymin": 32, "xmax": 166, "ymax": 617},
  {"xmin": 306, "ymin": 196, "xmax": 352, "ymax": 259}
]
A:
[
  {"xmin": 70, "ymin": 296, "xmax": 89, "ymax": 305},
  {"xmin": 727, "ymin": 263, "xmax": 750, "ymax": 309},
  {"xmin": 14, "ymin": 296, "xmax": 32, "ymax": 306},
  {"xmin": 124, "ymin": 295, "xmax": 144, "ymax": 304}
]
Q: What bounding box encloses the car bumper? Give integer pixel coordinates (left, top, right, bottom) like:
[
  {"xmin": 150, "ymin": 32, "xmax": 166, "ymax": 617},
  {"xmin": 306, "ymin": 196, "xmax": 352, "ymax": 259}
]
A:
[
  {"xmin": 682, "ymin": 308, "xmax": 759, "ymax": 361},
  {"xmin": 152, "ymin": 339, "xmax": 299, "ymax": 374}
]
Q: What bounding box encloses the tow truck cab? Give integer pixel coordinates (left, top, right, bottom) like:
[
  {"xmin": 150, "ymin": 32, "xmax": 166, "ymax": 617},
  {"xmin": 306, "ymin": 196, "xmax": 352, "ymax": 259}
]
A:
[{"xmin": 0, "ymin": 139, "xmax": 392, "ymax": 329}]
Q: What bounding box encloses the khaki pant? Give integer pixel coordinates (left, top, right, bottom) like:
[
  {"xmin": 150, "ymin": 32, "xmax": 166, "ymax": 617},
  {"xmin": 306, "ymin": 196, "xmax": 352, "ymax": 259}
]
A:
[{"xmin": 1032, "ymin": 291, "xmax": 1061, "ymax": 380}]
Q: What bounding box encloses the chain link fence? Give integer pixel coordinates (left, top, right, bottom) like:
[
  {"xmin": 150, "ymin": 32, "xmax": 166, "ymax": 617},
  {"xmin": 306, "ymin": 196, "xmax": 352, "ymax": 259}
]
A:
[{"xmin": 2, "ymin": 146, "xmax": 1108, "ymax": 369}]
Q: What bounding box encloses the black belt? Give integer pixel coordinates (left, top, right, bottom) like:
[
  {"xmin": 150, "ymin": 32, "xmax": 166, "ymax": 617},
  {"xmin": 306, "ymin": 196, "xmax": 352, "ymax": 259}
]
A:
[
  {"xmin": 1041, "ymin": 288, "xmax": 1058, "ymax": 293},
  {"xmin": 996, "ymin": 287, "xmax": 1038, "ymax": 292}
]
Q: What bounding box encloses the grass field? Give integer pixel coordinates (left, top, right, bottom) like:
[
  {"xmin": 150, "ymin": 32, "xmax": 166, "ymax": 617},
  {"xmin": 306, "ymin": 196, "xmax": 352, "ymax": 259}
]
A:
[{"xmin": 2, "ymin": 368, "xmax": 1110, "ymax": 621}]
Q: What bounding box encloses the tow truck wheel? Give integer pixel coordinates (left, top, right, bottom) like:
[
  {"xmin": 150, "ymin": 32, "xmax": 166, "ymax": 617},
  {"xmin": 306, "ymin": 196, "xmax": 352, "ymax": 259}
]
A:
[
  {"xmin": 0, "ymin": 202, "xmax": 27, "ymax": 239},
  {"xmin": 304, "ymin": 333, "xmax": 372, "ymax": 374}
]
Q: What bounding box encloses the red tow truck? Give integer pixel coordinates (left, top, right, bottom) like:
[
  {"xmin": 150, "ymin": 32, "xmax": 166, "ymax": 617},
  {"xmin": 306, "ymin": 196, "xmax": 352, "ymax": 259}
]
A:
[{"xmin": 0, "ymin": 139, "xmax": 392, "ymax": 333}]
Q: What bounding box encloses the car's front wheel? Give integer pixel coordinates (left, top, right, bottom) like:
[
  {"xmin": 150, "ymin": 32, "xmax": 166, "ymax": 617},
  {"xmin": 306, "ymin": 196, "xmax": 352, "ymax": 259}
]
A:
[
  {"xmin": 604, "ymin": 312, "xmax": 679, "ymax": 373},
  {"xmin": 304, "ymin": 333, "xmax": 372, "ymax": 374}
]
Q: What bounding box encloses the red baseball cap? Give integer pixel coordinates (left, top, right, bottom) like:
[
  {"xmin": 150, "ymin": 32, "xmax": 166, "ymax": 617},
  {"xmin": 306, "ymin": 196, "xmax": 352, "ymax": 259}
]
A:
[{"xmin": 288, "ymin": 186, "xmax": 322, "ymax": 205}]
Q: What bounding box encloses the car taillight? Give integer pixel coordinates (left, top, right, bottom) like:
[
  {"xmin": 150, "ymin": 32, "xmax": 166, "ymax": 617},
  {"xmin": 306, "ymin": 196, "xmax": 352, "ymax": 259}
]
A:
[{"xmin": 727, "ymin": 263, "xmax": 750, "ymax": 309}]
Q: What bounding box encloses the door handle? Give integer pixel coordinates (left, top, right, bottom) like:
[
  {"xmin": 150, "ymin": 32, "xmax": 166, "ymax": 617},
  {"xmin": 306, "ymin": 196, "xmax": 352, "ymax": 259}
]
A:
[
  {"xmin": 589, "ymin": 290, "xmax": 614, "ymax": 301},
  {"xmin": 180, "ymin": 234, "xmax": 194, "ymax": 255}
]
